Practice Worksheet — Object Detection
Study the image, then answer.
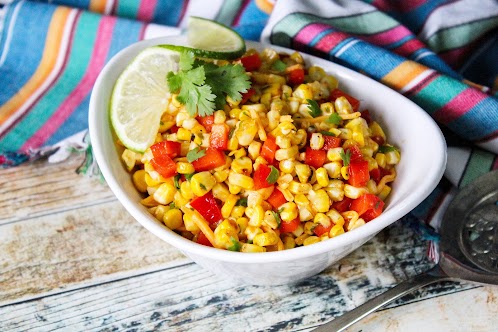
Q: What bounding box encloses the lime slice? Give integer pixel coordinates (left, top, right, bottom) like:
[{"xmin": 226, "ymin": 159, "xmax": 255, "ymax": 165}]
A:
[
  {"xmin": 110, "ymin": 47, "xmax": 180, "ymax": 152},
  {"xmin": 159, "ymin": 16, "xmax": 246, "ymax": 60}
]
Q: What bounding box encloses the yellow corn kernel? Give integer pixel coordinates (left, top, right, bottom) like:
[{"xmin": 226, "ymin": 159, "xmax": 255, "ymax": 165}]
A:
[
  {"xmin": 227, "ymin": 135, "xmax": 239, "ymax": 151},
  {"xmin": 228, "ymin": 182, "xmax": 242, "ymax": 195},
  {"xmin": 245, "ymin": 225, "xmax": 263, "ymax": 242},
  {"xmin": 153, "ymin": 205, "xmax": 168, "ymax": 222},
  {"xmin": 327, "ymin": 147, "xmax": 344, "ymax": 162},
  {"xmin": 213, "ymin": 110, "xmax": 226, "ymax": 124},
  {"xmin": 292, "ymin": 84, "xmax": 313, "ymax": 100},
  {"xmin": 153, "ymin": 182, "xmax": 176, "ymax": 205},
  {"xmin": 348, "ymin": 218, "xmax": 366, "ymax": 231},
  {"xmin": 211, "ymin": 183, "xmax": 230, "ymax": 202},
  {"xmin": 314, "ymin": 213, "xmax": 331, "ymax": 227},
  {"xmin": 132, "ymin": 170, "xmax": 148, "ymax": 193},
  {"xmin": 294, "ymin": 193, "xmax": 310, "ymax": 206},
  {"xmin": 190, "ymin": 172, "xmax": 217, "ymax": 197},
  {"xmin": 303, "ymin": 236, "xmax": 320, "ymax": 246},
  {"xmin": 229, "ymin": 108, "xmax": 243, "ymax": 119},
  {"xmin": 329, "ymin": 224, "xmax": 345, "ymax": 237},
  {"xmin": 221, "ymin": 194, "xmax": 239, "ymax": 219},
  {"xmin": 231, "ymin": 205, "xmax": 246, "ymax": 219},
  {"xmin": 228, "ymin": 172, "xmax": 254, "ymax": 190},
  {"xmin": 327, "ymin": 209, "xmax": 345, "ymax": 226},
  {"xmin": 275, "ymin": 136, "xmax": 291, "ymax": 149},
  {"xmin": 344, "ymin": 184, "xmax": 368, "ymax": 199},
  {"xmin": 183, "ymin": 211, "xmax": 201, "ymax": 232},
  {"xmin": 246, "ymin": 205, "xmax": 265, "ymax": 227},
  {"xmin": 322, "ymin": 162, "xmax": 341, "ymax": 179},
  {"xmin": 278, "ymin": 159, "xmax": 294, "ymax": 174},
  {"xmin": 288, "ymin": 181, "xmax": 312, "ymax": 195},
  {"xmin": 122, "ymin": 149, "xmax": 142, "ymax": 171},
  {"xmin": 241, "ymin": 243, "xmax": 266, "ymax": 253},
  {"xmin": 174, "ymin": 191, "xmax": 189, "ymax": 208},
  {"xmin": 385, "ymin": 149, "xmax": 401, "ymax": 165},
  {"xmin": 231, "ymin": 156, "xmax": 253, "ymax": 175},
  {"xmin": 369, "ymin": 121, "xmax": 386, "ymax": 141},
  {"xmin": 342, "ymin": 211, "xmax": 359, "ymax": 226},
  {"xmin": 213, "ymin": 169, "xmax": 229, "ymax": 183},
  {"xmin": 180, "ymin": 181, "xmax": 194, "ymax": 200},
  {"xmin": 310, "ymin": 133, "xmax": 325, "ymax": 150},
  {"xmin": 247, "ymin": 141, "xmax": 262, "ymax": 160},
  {"xmin": 280, "ymin": 202, "xmax": 298, "ymax": 222},
  {"xmin": 309, "ymin": 189, "xmax": 330, "ymax": 213},
  {"xmin": 308, "ymin": 65, "xmax": 326, "ymax": 81},
  {"xmin": 367, "ymin": 179, "xmax": 378, "ymax": 195},
  {"xmin": 214, "ymin": 219, "xmax": 239, "ymax": 249},
  {"xmin": 253, "ymin": 232, "xmax": 279, "ymax": 247},
  {"xmin": 295, "ymin": 233, "xmax": 309, "ymax": 246},
  {"xmin": 295, "ymin": 163, "xmax": 311, "ymax": 183},
  {"xmin": 263, "ymin": 210, "xmax": 279, "ymax": 229},
  {"xmin": 375, "ymin": 153, "xmax": 387, "ymax": 168},
  {"xmin": 282, "ymin": 236, "xmax": 296, "ymax": 249},
  {"xmin": 177, "ymin": 128, "xmax": 191, "ymax": 141},
  {"xmin": 304, "ymin": 221, "xmax": 315, "ymax": 235},
  {"xmin": 298, "ymin": 205, "xmax": 313, "ymax": 222},
  {"xmin": 291, "ymin": 129, "xmax": 307, "ymax": 148},
  {"xmin": 275, "ymin": 146, "xmax": 299, "ymax": 161},
  {"xmin": 315, "ymin": 167, "xmax": 329, "ymax": 187},
  {"xmin": 278, "ymin": 187, "xmax": 295, "ymax": 202},
  {"xmin": 144, "ymin": 172, "xmax": 160, "ymax": 187},
  {"xmin": 378, "ymin": 185, "xmax": 391, "ymax": 201},
  {"xmin": 163, "ymin": 208, "xmax": 183, "ymax": 230},
  {"xmin": 236, "ymin": 217, "xmax": 249, "ymax": 235},
  {"xmin": 341, "ymin": 166, "xmax": 349, "ymax": 180},
  {"xmin": 247, "ymin": 191, "xmax": 263, "ymax": 208},
  {"xmin": 176, "ymin": 162, "xmax": 195, "ymax": 174},
  {"xmin": 335, "ymin": 96, "xmax": 353, "ymax": 114},
  {"xmin": 140, "ymin": 195, "xmax": 158, "ymax": 207},
  {"xmin": 236, "ymin": 120, "xmax": 258, "ymax": 146}
]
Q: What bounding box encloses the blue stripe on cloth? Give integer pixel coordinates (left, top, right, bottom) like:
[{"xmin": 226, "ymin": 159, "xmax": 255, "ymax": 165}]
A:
[
  {"xmin": 332, "ymin": 39, "xmax": 403, "ymax": 80},
  {"xmin": 0, "ymin": 1, "xmax": 55, "ymax": 106},
  {"xmin": 152, "ymin": 1, "xmax": 186, "ymax": 27},
  {"xmin": 232, "ymin": 0, "xmax": 269, "ymax": 41},
  {"xmin": 309, "ymin": 28, "xmax": 335, "ymax": 47},
  {"xmin": 384, "ymin": 0, "xmax": 451, "ymax": 33},
  {"xmin": 46, "ymin": 18, "xmax": 144, "ymax": 146},
  {"xmin": 447, "ymin": 97, "xmax": 498, "ymax": 141}
]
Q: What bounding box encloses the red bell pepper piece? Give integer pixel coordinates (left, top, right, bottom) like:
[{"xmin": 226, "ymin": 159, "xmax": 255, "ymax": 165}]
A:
[
  {"xmin": 332, "ymin": 197, "xmax": 353, "ymax": 213},
  {"xmin": 209, "ymin": 123, "xmax": 229, "ymax": 150},
  {"xmin": 330, "ymin": 88, "xmax": 360, "ymax": 112},
  {"xmin": 348, "ymin": 160, "xmax": 370, "ymax": 187},
  {"xmin": 346, "ymin": 144, "xmax": 364, "ymax": 163},
  {"xmin": 240, "ymin": 53, "xmax": 262, "ymax": 71},
  {"xmin": 360, "ymin": 109, "xmax": 372, "ymax": 123},
  {"xmin": 350, "ymin": 193, "xmax": 385, "ymax": 222},
  {"xmin": 305, "ymin": 146, "xmax": 327, "ymax": 169},
  {"xmin": 313, "ymin": 223, "xmax": 332, "ymax": 237},
  {"xmin": 267, "ymin": 188, "xmax": 287, "ymax": 210},
  {"xmin": 191, "ymin": 148, "xmax": 226, "ymax": 172},
  {"xmin": 196, "ymin": 232, "xmax": 213, "ymax": 247},
  {"xmin": 190, "ymin": 191, "xmax": 223, "ymax": 224},
  {"xmin": 169, "ymin": 125, "xmax": 179, "ymax": 133},
  {"xmin": 261, "ymin": 135, "xmax": 278, "ymax": 164},
  {"xmin": 279, "ymin": 217, "xmax": 301, "ymax": 233},
  {"xmin": 151, "ymin": 141, "xmax": 181, "ymax": 159},
  {"xmin": 322, "ymin": 136, "xmax": 341, "ymax": 151},
  {"xmin": 370, "ymin": 167, "xmax": 381, "ymax": 183},
  {"xmin": 253, "ymin": 164, "xmax": 273, "ymax": 190},
  {"xmin": 150, "ymin": 155, "xmax": 177, "ymax": 179},
  {"xmin": 196, "ymin": 115, "xmax": 214, "ymax": 132},
  {"xmin": 287, "ymin": 68, "xmax": 305, "ymax": 85},
  {"xmin": 240, "ymin": 88, "xmax": 255, "ymax": 105}
]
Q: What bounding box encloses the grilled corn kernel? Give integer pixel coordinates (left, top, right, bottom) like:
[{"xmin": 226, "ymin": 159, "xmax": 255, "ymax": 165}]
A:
[
  {"xmin": 176, "ymin": 162, "xmax": 195, "ymax": 174},
  {"xmin": 304, "ymin": 221, "xmax": 315, "ymax": 235},
  {"xmin": 309, "ymin": 189, "xmax": 330, "ymax": 213},
  {"xmin": 235, "ymin": 217, "xmax": 249, "ymax": 235},
  {"xmin": 369, "ymin": 121, "xmax": 386, "ymax": 141},
  {"xmin": 295, "ymin": 163, "xmax": 311, "ymax": 183},
  {"xmin": 174, "ymin": 191, "xmax": 189, "ymax": 207},
  {"xmin": 122, "ymin": 149, "xmax": 142, "ymax": 171},
  {"xmin": 294, "ymin": 193, "xmax": 310, "ymax": 206},
  {"xmin": 292, "ymin": 84, "xmax": 313, "ymax": 100},
  {"xmin": 327, "ymin": 147, "xmax": 344, "ymax": 162},
  {"xmin": 245, "ymin": 225, "xmax": 263, "ymax": 242},
  {"xmin": 315, "ymin": 167, "xmax": 329, "ymax": 187},
  {"xmin": 247, "ymin": 141, "xmax": 262, "ymax": 160},
  {"xmin": 228, "ymin": 182, "xmax": 242, "ymax": 194},
  {"xmin": 190, "ymin": 172, "xmax": 217, "ymax": 197},
  {"xmin": 341, "ymin": 166, "xmax": 349, "ymax": 180},
  {"xmin": 277, "ymin": 159, "xmax": 294, "ymax": 174},
  {"xmin": 314, "ymin": 213, "xmax": 331, "ymax": 227},
  {"xmin": 153, "ymin": 182, "xmax": 176, "ymax": 205},
  {"xmin": 344, "ymin": 184, "xmax": 368, "ymax": 199},
  {"xmin": 231, "ymin": 156, "xmax": 253, "ymax": 175},
  {"xmin": 177, "ymin": 128, "xmax": 191, "ymax": 141},
  {"xmin": 163, "ymin": 208, "xmax": 183, "ymax": 230},
  {"xmin": 326, "ymin": 208, "xmax": 345, "ymax": 226},
  {"xmin": 276, "ymin": 136, "xmax": 291, "ymax": 149},
  {"xmin": 275, "ymin": 146, "xmax": 299, "ymax": 161},
  {"xmin": 221, "ymin": 194, "xmax": 239, "ymax": 219},
  {"xmin": 183, "ymin": 211, "xmax": 201, "ymax": 232},
  {"xmin": 375, "ymin": 153, "xmax": 387, "ymax": 168},
  {"xmin": 263, "ymin": 210, "xmax": 279, "ymax": 229},
  {"xmin": 310, "ymin": 133, "xmax": 325, "ymax": 150},
  {"xmin": 335, "ymin": 96, "xmax": 353, "ymax": 114},
  {"xmin": 213, "ymin": 169, "xmax": 229, "ymax": 183},
  {"xmin": 385, "ymin": 149, "xmax": 401, "ymax": 165},
  {"xmin": 213, "ymin": 110, "xmax": 226, "ymax": 124},
  {"xmin": 247, "ymin": 191, "xmax": 263, "ymax": 208},
  {"xmin": 303, "ymin": 236, "xmax": 320, "ymax": 246},
  {"xmin": 295, "ymin": 233, "xmax": 309, "ymax": 246},
  {"xmin": 298, "ymin": 205, "xmax": 313, "ymax": 221},
  {"xmin": 323, "ymin": 162, "xmax": 342, "ymax": 179},
  {"xmin": 329, "ymin": 224, "xmax": 345, "ymax": 237},
  {"xmin": 288, "ymin": 181, "xmax": 312, "ymax": 194},
  {"xmin": 211, "ymin": 183, "xmax": 230, "ymax": 202},
  {"xmin": 241, "ymin": 243, "xmax": 266, "ymax": 253},
  {"xmin": 246, "ymin": 205, "xmax": 265, "ymax": 227},
  {"xmin": 153, "ymin": 205, "xmax": 168, "ymax": 221},
  {"xmin": 231, "ymin": 205, "xmax": 246, "ymax": 219},
  {"xmin": 237, "ymin": 120, "xmax": 258, "ymax": 146},
  {"xmin": 253, "ymin": 232, "xmax": 279, "ymax": 247},
  {"xmin": 282, "ymin": 236, "xmax": 296, "ymax": 249},
  {"xmin": 378, "ymin": 185, "xmax": 391, "ymax": 201},
  {"xmin": 132, "ymin": 170, "xmax": 148, "ymax": 193},
  {"xmin": 348, "ymin": 218, "xmax": 366, "ymax": 231},
  {"xmin": 227, "ymin": 135, "xmax": 239, "ymax": 151},
  {"xmin": 228, "ymin": 172, "xmax": 254, "ymax": 190},
  {"xmin": 180, "ymin": 181, "xmax": 194, "ymax": 200},
  {"xmin": 214, "ymin": 219, "xmax": 239, "ymax": 249},
  {"xmin": 280, "ymin": 202, "xmax": 298, "ymax": 222}
]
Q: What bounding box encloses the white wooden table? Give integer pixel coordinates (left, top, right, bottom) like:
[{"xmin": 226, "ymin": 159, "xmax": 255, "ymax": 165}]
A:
[{"xmin": 1, "ymin": 154, "xmax": 497, "ymax": 331}]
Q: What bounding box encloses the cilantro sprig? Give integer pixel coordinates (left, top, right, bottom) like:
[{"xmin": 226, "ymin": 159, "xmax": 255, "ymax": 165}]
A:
[
  {"xmin": 326, "ymin": 113, "xmax": 342, "ymax": 125},
  {"xmin": 307, "ymin": 99, "xmax": 322, "ymax": 118},
  {"xmin": 266, "ymin": 166, "xmax": 279, "ymax": 184},
  {"xmin": 186, "ymin": 147, "xmax": 206, "ymax": 163},
  {"xmin": 167, "ymin": 52, "xmax": 251, "ymax": 116},
  {"xmin": 379, "ymin": 145, "xmax": 398, "ymax": 153},
  {"xmin": 340, "ymin": 149, "xmax": 351, "ymax": 166}
]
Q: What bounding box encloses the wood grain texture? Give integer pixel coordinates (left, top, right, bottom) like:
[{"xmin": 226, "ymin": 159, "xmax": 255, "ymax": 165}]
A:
[
  {"xmin": 0, "ymin": 155, "xmax": 115, "ymax": 225},
  {"xmin": 0, "ymin": 200, "xmax": 189, "ymax": 307}
]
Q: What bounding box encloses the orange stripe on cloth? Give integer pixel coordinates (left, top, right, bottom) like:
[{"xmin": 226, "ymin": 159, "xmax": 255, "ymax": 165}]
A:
[
  {"xmin": 0, "ymin": 7, "xmax": 71, "ymax": 125},
  {"xmin": 381, "ymin": 60, "xmax": 427, "ymax": 92},
  {"xmin": 89, "ymin": 0, "xmax": 107, "ymax": 13}
]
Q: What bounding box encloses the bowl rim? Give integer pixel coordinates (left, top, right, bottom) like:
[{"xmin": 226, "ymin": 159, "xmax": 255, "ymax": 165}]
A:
[{"xmin": 89, "ymin": 36, "xmax": 447, "ymax": 264}]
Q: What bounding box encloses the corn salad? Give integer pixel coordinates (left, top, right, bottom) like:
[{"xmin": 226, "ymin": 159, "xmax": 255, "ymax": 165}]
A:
[{"xmin": 121, "ymin": 48, "xmax": 400, "ymax": 252}]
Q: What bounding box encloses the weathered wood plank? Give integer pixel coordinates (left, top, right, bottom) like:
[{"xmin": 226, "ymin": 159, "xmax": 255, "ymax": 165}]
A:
[
  {"xmin": 1, "ymin": 218, "xmax": 487, "ymax": 332},
  {"xmin": 0, "ymin": 155, "xmax": 115, "ymax": 225},
  {"xmin": 0, "ymin": 200, "xmax": 189, "ymax": 307}
]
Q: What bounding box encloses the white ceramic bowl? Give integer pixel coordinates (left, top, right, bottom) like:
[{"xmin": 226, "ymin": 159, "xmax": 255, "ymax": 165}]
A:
[{"xmin": 89, "ymin": 36, "xmax": 446, "ymax": 285}]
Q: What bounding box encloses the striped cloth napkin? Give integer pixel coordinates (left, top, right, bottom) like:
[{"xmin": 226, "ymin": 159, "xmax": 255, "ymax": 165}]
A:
[{"xmin": 0, "ymin": 0, "xmax": 497, "ymax": 258}]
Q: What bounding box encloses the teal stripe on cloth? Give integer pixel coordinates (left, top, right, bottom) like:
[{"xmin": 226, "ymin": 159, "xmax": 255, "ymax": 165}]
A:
[
  {"xmin": 410, "ymin": 75, "xmax": 467, "ymax": 115},
  {"xmin": 459, "ymin": 149, "xmax": 496, "ymax": 188}
]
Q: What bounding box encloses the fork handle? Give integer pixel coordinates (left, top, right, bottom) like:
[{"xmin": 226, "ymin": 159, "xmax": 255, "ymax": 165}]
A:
[{"xmin": 313, "ymin": 272, "xmax": 450, "ymax": 332}]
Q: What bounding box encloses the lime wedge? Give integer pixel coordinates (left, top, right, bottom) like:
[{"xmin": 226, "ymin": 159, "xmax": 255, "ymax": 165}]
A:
[
  {"xmin": 110, "ymin": 47, "xmax": 180, "ymax": 152},
  {"xmin": 159, "ymin": 16, "xmax": 246, "ymax": 60}
]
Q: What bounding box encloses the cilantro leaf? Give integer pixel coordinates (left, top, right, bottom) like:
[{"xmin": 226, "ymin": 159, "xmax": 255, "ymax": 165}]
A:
[
  {"xmin": 266, "ymin": 166, "xmax": 279, "ymax": 184},
  {"xmin": 326, "ymin": 113, "xmax": 342, "ymax": 125},
  {"xmin": 169, "ymin": 202, "xmax": 177, "ymax": 209},
  {"xmin": 179, "ymin": 51, "xmax": 195, "ymax": 71},
  {"xmin": 185, "ymin": 173, "xmax": 195, "ymax": 181},
  {"xmin": 271, "ymin": 211, "xmax": 281, "ymax": 227},
  {"xmin": 204, "ymin": 63, "xmax": 251, "ymax": 110},
  {"xmin": 227, "ymin": 237, "xmax": 241, "ymax": 252},
  {"xmin": 379, "ymin": 145, "xmax": 397, "ymax": 153},
  {"xmin": 340, "ymin": 149, "xmax": 351, "ymax": 166},
  {"xmin": 173, "ymin": 174, "xmax": 181, "ymax": 189},
  {"xmin": 320, "ymin": 131, "xmax": 336, "ymax": 136},
  {"xmin": 236, "ymin": 197, "xmax": 248, "ymax": 207},
  {"xmin": 186, "ymin": 147, "xmax": 206, "ymax": 163},
  {"xmin": 272, "ymin": 59, "xmax": 287, "ymax": 72},
  {"xmin": 307, "ymin": 99, "xmax": 322, "ymax": 118}
]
